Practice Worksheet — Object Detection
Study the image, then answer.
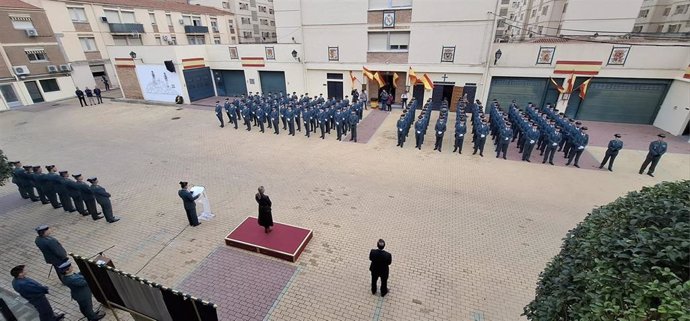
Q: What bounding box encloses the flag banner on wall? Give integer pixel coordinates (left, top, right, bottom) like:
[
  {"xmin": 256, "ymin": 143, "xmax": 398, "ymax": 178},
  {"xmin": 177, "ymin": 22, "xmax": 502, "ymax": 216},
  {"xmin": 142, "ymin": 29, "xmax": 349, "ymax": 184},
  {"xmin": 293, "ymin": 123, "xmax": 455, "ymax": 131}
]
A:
[
  {"xmin": 578, "ymin": 78, "xmax": 592, "ymax": 100},
  {"xmin": 684, "ymin": 65, "xmax": 690, "ymax": 79},
  {"xmin": 566, "ymin": 74, "xmax": 576, "ymax": 93},
  {"xmin": 363, "ymin": 67, "xmax": 375, "ymax": 80},
  {"xmin": 373, "ymin": 72, "xmax": 386, "ymax": 87},
  {"xmin": 408, "ymin": 67, "xmax": 418, "ymax": 84},
  {"xmin": 349, "ymin": 71, "xmax": 358, "ymax": 86},
  {"xmin": 421, "ymin": 74, "xmax": 434, "ymax": 90},
  {"xmin": 241, "ymin": 57, "xmax": 265, "ymax": 67},
  {"xmin": 181, "ymin": 58, "xmax": 205, "ymax": 70},
  {"xmin": 393, "ymin": 73, "xmax": 399, "ymax": 88},
  {"xmin": 554, "ymin": 60, "xmax": 602, "ymax": 76},
  {"xmin": 114, "ymin": 58, "xmax": 135, "ymax": 68},
  {"xmin": 549, "ymin": 77, "xmax": 565, "ymax": 94}
]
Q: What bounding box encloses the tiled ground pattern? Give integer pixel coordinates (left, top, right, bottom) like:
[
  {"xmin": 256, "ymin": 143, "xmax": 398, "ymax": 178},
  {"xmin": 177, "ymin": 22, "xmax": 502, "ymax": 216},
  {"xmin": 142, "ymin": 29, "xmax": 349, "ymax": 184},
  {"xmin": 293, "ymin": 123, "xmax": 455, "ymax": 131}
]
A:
[{"xmin": 0, "ymin": 97, "xmax": 688, "ymax": 321}]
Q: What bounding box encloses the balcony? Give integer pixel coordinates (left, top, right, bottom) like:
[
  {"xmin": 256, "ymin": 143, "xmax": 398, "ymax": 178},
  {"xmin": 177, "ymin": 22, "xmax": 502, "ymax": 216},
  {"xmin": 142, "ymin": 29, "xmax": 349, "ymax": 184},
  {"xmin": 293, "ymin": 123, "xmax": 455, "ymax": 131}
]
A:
[
  {"xmin": 184, "ymin": 25, "xmax": 209, "ymax": 34},
  {"xmin": 108, "ymin": 23, "xmax": 144, "ymax": 34}
]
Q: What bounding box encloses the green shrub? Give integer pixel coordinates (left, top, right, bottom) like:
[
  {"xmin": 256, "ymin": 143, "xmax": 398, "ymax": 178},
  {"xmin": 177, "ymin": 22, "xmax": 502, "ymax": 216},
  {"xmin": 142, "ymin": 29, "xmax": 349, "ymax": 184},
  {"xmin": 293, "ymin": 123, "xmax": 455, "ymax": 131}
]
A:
[
  {"xmin": 524, "ymin": 180, "xmax": 690, "ymax": 321},
  {"xmin": 0, "ymin": 149, "xmax": 11, "ymax": 186}
]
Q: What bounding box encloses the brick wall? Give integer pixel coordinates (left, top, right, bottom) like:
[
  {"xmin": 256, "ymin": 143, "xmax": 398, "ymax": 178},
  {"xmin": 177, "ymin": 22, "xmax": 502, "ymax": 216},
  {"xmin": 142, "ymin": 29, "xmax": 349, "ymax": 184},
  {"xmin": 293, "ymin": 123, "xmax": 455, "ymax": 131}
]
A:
[
  {"xmin": 368, "ymin": 9, "xmax": 412, "ymax": 26},
  {"xmin": 85, "ymin": 51, "xmax": 102, "ymax": 60},
  {"xmin": 3, "ymin": 45, "xmax": 66, "ymax": 75},
  {"xmin": 0, "ymin": 11, "xmax": 56, "ymax": 45},
  {"xmin": 116, "ymin": 66, "xmax": 143, "ymax": 99},
  {"xmin": 73, "ymin": 22, "xmax": 92, "ymax": 32},
  {"xmin": 0, "ymin": 51, "xmax": 11, "ymax": 79}
]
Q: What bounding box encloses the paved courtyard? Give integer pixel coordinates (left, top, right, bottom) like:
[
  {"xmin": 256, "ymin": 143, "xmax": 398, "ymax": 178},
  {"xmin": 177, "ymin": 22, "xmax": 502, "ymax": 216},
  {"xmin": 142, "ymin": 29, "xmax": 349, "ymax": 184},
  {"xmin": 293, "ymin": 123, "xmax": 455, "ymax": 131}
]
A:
[{"xmin": 0, "ymin": 98, "xmax": 688, "ymax": 321}]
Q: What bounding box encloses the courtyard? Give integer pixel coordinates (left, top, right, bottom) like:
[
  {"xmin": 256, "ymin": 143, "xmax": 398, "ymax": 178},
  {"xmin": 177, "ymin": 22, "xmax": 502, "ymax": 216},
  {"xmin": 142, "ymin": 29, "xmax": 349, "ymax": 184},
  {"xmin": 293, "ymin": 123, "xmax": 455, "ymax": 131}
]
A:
[{"xmin": 0, "ymin": 98, "xmax": 689, "ymax": 321}]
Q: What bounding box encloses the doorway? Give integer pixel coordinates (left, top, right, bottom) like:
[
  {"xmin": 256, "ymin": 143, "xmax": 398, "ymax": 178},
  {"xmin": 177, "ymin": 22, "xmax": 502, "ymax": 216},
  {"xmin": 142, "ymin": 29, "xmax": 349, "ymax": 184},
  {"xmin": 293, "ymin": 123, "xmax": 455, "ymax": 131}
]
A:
[
  {"xmin": 0, "ymin": 84, "xmax": 22, "ymax": 108},
  {"xmin": 25, "ymin": 81, "xmax": 44, "ymax": 103},
  {"xmin": 378, "ymin": 74, "xmax": 396, "ymax": 104},
  {"xmin": 463, "ymin": 84, "xmax": 477, "ymax": 108},
  {"xmin": 431, "ymin": 82, "xmax": 454, "ymax": 110},
  {"xmin": 412, "ymin": 84, "xmax": 425, "ymax": 105},
  {"xmin": 327, "ymin": 81, "xmax": 343, "ymax": 100}
]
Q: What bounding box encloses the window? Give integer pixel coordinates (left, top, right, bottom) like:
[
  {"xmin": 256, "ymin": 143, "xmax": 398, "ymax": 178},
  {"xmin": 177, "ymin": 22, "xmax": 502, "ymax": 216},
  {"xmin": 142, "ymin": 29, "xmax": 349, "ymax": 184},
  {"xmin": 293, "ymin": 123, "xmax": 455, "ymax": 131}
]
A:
[
  {"xmin": 166, "ymin": 13, "xmax": 173, "ymax": 26},
  {"xmin": 538, "ymin": 25, "xmax": 543, "ymax": 34},
  {"xmin": 271, "ymin": 32, "xmax": 276, "ymax": 38},
  {"xmin": 228, "ymin": 20, "xmax": 235, "ymax": 33},
  {"xmin": 261, "ymin": 31, "xmax": 269, "ymax": 38},
  {"xmin": 25, "ymin": 49, "xmax": 47, "ymax": 62},
  {"xmin": 104, "ymin": 10, "xmax": 121, "ymax": 23},
  {"xmin": 121, "ymin": 11, "xmax": 136, "ymax": 23},
  {"xmin": 11, "ymin": 19, "xmax": 34, "ymax": 30},
  {"xmin": 241, "ymin": 17, "xmax": 251, "ymax": 24},
  {"xmin": 497, "ymin": 19, "xmax": 505, "ymax": 28},
  {"xmin": 542, "ymin": 5, "xmax": 548, "ymax": 15},
  {"xmin": 327, "ymin": 73, "xmax": 343, "ymax": 80},
  {"xmin": 260, "ymin": 19, "xmax": 268, "ymax": 25},
  {"xmin": 656, "ymin": 25, "xmax": 664, "ymax": 32},
  {"xmin": 632, "ymin": 25, "xmax": 642, "ymax": 33},
  {"xmin": 674, "ymin": 4, "xmax": 689, "ymax": 15},
  {"xmin": 155, "ymin": 36, "xmax": 162, "ymax": 45},
  {"xmin": 499, "ymin": 8, "xmax": 508, "ymax": 16},
  {"xmin": 270, "ymin": 20, "xmax": 275, "ymax": 26},
  {"xmin": 243, "ymin": 31, "xmax": 252, "ymax": 38},
  {"xmin": 638, "ymin": 9, "xmax": 649, "ymax": 18},
  {"xmin": 667, "ymin": 24, "xmax": 681, "ymax": 32},
  {"xmin": 170, "ymin": 36, "xmax": 177, "ymax": 44},
  {"xmin": 182, "ymin": 15, "xmax": 192, "ymax": 25},
  {"xmin": 501, "ymin": 0, "xmax": 509, "ymax": 4},
  {"xmin": 259, "ymin": 6, "xmax": 267, "ymax": 12},
  {"xmin": 210, "ymin": 18, "xmax": 218, "ymax": 31},
  {"xmin": 531, "ymin": 9, "xmax": 536, "ymax": 17},
  {"xmin": 192, "ymin": 16, "xmax": 202, "ymax": 26},
  {"xmin": 239, "ymin": 2, "xmax": 249, "ymax": 10},
  {"xmin": 149, "ymin": 12, "xmax": 157, "ymax": 25},
  {"xmin": 214, "ymin": 36, "xmax": 221, "ymax": 44},
  {"xmin": 112, "ymin": 35, "xmax": 142, "ymax": 45},
  {"xmin": 79, "ymin": 37, "xmax": 98, "ymax": 51},
  {"xmin": 231, "ymin": 36, "xmax": 236, "ymax": 41},
  {"xmin": 368, "ymin": 32, "xmax": 410, "ymax": 51},
  {"xmin": 663, "ymin": 7, "xmax": 671, "ymax": 16},
  {"xmin": 222, "ymin": 2, "xmax": 229, "ymax": 9},
  {"xmin": 68, "ymin": 8, "xmax": 87, "ymax": 22},
  {"xmin": 39, "ymin": 79, "xmax": 60, "ymax": 92},
  {"xmin": 187, "ymin": 35, "xmax": 205, "ymax": 44},
  {"xmin": 269, "ymin": 8, "xmax": 274, "ymax": 14}
]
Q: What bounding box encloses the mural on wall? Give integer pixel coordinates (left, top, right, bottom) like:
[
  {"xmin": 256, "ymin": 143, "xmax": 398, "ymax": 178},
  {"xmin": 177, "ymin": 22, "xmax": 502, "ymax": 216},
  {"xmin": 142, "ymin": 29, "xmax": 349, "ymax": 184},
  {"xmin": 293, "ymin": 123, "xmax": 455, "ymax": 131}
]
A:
[
  {"xmin": 607, "ymin": 46, "xmax": 631, "ymax": 65},
  {"xmin": 135, "ymin": 64, "xmax": 181, "ymax": 102}
]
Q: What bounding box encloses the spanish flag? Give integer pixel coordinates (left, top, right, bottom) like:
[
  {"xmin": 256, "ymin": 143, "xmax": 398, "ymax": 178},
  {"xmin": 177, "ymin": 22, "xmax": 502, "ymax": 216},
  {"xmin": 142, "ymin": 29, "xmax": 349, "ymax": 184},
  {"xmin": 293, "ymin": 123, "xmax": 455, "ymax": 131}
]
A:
[
  {"xmin": 566, "ymin": 74, "xmax": 576, "ymax": 94},
  {"xmin": 554, "ymin": 60, "xmax": 602, "ymax": 76},
  {"xmin": 408, "ymin": 67, "xmax": 417, "ymax": 84},
  {"xmin": 549, "ymin": 77, "xmax": 565, "ymax": 94},
  {"xmin": 363, "ymin": 67, "xmax": 374, "ymax": 80},
  {"xmin": 392, "ymin": 72, "xmax": 399, "ymax": 88},
  {"xmin": 349, "ymin": 71, "xmax": 358, "ymax": 86},
  {"xmin": 420, "ymin": 73, "xmax": 434, "ymax": 90},
  {"xmin": 578, "ymin": 78, "xmax": 592, "ymax": 100},
  {"xmin": 374, "ymin": 72, "xmax": 386, "ymax": 87}
]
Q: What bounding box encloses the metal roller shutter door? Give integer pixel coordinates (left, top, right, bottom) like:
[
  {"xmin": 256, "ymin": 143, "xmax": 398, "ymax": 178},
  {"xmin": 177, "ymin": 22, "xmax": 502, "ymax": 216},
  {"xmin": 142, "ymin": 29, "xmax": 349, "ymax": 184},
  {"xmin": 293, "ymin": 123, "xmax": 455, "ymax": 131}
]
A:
[
  {"xmin": 487, "ymin": 77, "xmax": 549, "ymax": 110},
  {"xmin": 183, "ymin": 67, "xmax": 215, "ymax": 101},
  {"xmin": 574, "ymin": 79, "xmax": 669, "ymax": 124},
  {"xmin": 259, "ymin": 71, "xmax": 286, "ymax": 95},
  {"xmin": 222, "ymin": 70, "xmax": 248, "ymax": 96}
]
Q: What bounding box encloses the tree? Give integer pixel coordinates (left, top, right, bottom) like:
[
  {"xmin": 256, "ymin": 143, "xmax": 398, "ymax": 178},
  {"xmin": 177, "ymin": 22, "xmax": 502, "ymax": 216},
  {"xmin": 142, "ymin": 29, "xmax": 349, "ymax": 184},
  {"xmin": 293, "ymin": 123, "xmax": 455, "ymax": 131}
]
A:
[
  {"xmin": 0, "ymin": 149, "xmax": 12, "ymax": 186},
  {"xmin": 524, "ymin": 180, "xmax": 690, "ymax": 321}
]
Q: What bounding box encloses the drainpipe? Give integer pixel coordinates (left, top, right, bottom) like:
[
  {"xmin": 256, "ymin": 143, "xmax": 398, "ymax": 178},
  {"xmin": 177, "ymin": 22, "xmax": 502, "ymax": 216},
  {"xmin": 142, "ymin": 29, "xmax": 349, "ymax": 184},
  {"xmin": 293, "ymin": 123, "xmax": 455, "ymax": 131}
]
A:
[{"xmin": 479, "ymin": 0, "xmax": 501, "ymax": 105}]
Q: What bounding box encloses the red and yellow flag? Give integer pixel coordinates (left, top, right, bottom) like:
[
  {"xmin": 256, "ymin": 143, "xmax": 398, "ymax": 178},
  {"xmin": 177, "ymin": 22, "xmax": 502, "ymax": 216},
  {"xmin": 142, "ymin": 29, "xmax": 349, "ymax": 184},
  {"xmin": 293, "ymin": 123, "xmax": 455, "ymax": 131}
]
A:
[
  {"xmin": 349, "ymin": 71, "xmax": 358, "ymax": 86},
  {"xmin": 579, "ymin": 78, "xmax": 592, "ymax": 100},
  {"xmin": 392, "ymin": 72, "xmax": 399, "ymax": 88},
  {"xmin": 554, "ymin": 60, "xmax": 602, "ymax": 76},
  {"xmin": 421, "ymin": 73, "xmax": 434, "ymax": 90},
  {"xmin": 363, "ymin": 67, "xmax": 374, "ymax": 80},
  {"xmin": 549, "ymin": 77, "xmax": 565, "ymax": 94},
  {"xmin": 566, "ymin": 74, "xmax": 576, "ymax": 94},
  {"xmin": 373, "ymin": 72, "xmax": 386, "ymax": 87},
  {"xmin": 408, "ymin": 67, "xmax": 417, "ymax": 84}
]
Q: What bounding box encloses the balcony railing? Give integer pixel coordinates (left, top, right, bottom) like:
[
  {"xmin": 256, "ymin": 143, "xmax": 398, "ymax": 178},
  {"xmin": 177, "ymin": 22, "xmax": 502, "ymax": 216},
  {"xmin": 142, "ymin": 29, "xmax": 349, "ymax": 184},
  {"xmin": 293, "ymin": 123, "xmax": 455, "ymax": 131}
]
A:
[
  {"xmin": 108, "ymin": 23, "xmax": 145, "ymax": 33},
  {"xmin": 185, "ymin": 25, "xmax": 209, "ymax": 33}
]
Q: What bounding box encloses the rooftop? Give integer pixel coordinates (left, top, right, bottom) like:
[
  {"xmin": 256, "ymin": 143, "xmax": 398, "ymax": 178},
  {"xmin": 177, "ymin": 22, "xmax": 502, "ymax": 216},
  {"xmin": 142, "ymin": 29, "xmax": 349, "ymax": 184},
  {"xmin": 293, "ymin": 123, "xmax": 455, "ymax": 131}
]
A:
[
  {"xmin": 65, "ymin": 0, "xmax": 231, "ymax": 16},
  {"xmin": 0, "ymin": 0, "xmax": 40, "ymax": 10}
]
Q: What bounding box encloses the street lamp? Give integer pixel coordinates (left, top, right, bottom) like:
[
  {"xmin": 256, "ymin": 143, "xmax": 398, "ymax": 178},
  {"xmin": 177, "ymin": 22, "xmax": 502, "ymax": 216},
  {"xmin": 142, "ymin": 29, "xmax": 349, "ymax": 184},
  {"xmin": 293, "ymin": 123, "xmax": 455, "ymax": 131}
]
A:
[{"xmin": 494, "ymin": 49, "xmax": 502, "ymax": 65}]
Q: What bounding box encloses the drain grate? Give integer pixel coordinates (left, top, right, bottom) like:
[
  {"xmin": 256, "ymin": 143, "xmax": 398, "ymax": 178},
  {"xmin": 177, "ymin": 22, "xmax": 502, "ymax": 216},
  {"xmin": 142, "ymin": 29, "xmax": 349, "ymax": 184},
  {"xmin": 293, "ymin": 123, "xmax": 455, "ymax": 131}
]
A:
[{"xmin": 171, "ymin": 117, "xmax": 181, "ymax": 120}]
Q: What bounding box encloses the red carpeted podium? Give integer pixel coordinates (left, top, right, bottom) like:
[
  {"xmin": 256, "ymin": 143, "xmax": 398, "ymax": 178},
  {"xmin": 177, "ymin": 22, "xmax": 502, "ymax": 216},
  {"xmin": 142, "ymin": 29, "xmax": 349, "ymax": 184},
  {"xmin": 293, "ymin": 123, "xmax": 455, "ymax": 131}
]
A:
[{"xmin": 224, "ymin": 217, "xmax": 313, "ymax": 262}]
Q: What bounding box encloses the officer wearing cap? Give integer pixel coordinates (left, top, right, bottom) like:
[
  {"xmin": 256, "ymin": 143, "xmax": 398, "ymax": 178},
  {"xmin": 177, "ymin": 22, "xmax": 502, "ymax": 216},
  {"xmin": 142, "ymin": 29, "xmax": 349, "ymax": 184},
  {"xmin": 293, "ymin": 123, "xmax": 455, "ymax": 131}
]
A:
[
  {"xmin": 473, "ymin": 119, "xmax": 490, "ymax": 157},
  {"xmin": 542, "ymin": 127, "xmax": 563, "ymax": 165},
  {"xmin": 600, "ymin": 134, "xmax": 624, "ymax": 171},
  {"xmin": 178, "ymin": 181, "xmax": 201, "ymax": 226},
  {"xmin": 270, "ymin": 106, "xmax": 280, "ymax": 134},
  {"xmin": 522, "ymin": 123, "xmax": 540, "ymax": 162},
  {"xmin": 565, "ymin": 126, "xmax": 589, "ymax": 168},
  {"xmin": 65, "ymin": 174, "xmax": 88, "ymax": 215},
  {"xmin": 32, "ymin": 166, "xmax": 50, "ymax": 204},
  {"xmin": 10, "ymin": 161, "xmax": 28, "ymax": 199},
  {"xmin": 369, "ymin": 239, "xmax": 392, "ymax": 297},
  {"xmin": 75, "ymin": 175, "xmax": 102, "ymax": 219},
  {"xmin": 56, "ymin": 171, "xmax": 76, "ymax": 213},
  {"xmin": 433, "ymin": 117, "xmax": 447, "ymax": 152},
  {"xmin": 11, "ymin": 265, "xmax": 65, "ymax": 321},
  {"xmin": 44, "ymin": 165, "xmax": 62, "ymax": 209},
  {"xmin": 639, "ymin": 134, "xmax": 668, "ymax": 177},
  {"xmin": 21, "ymin": 165, "xmax": 41, "ymax": 202},
  {"xmin": 58, "ymin": 261, "xmax": 106, "ymax": 321},
  {"xmin": 349, "ymin": 110, "xmax": 359, "ymax": 142},
  {"xmin": 214, "ymin": 101, "xmax": 224, "ymax": 128},
  {"xmin": 453, "ymin": 117, "xmax": 467, "ymax": 154},
  {"xmin": 396, "ymin": 114, "xmax": 406, "ymax": 147},
  {"xmin": 497, "ymin": 123, "xmax": 513, "ymax": 159},
  {"xmin": 34, "ymin": 225, "xmax": 68, "ymax": 279},
  {"xmin": 88, "ymin": 177, "xmax": 119, "ymax": 223}
]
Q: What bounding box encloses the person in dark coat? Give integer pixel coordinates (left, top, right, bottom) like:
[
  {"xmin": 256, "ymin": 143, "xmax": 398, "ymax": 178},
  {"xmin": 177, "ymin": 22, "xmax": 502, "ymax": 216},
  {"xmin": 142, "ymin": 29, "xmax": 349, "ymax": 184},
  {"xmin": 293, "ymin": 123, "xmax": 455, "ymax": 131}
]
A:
[
  {"xmin": 20, "ymin": 165, "xmax": 40, "ymax": 202},
  {"xmin": 255, "ymin": 186, "xmax": 273, "ymax": 233},
  {"xmin": 66, "ymin": 173, "xmax": 88, "ymax": 215},
  {"xmin": 178, "ymin": 181, "xmax": 200, "ymax": 226},
  {"xmin": 88, "ymin": 177, "xmax": 119, "ymax": 223},
  {"xmin": 11, "ymin": 265, "xmax": 65, "ymax": 321},
  {"xmin": 56, "ymin": 171, "xmax": 75, "ymax": 213},
  {"xmin": 101, "ymin": 75, "xmax": 110, "ymax": 91},
  {"xmin": 599, "ymin": 133, "xmax": 623, "ymax": 171},
  {"xmin": 93, "ymin": 87, "xmax": 103, "ymax": 104},
  {"xmin": 369, "ymin": 239, "xmax": 392, "ymax": 297},
  {"xmin": 76, "ymin": 174, "xmax": 102, "ymax": 220},
  {"xmin": 84, "ymin": 87, "xmax": 95, "ymax": 106},
  {"xmin": 32, "ymin": 166, "xmax": 50, "ymax": 204},
  {"xmin": 34, "ymin": 225, "xmax": 68, "ymax": 280},
  {"xmin": 75, "ymin": 87, "xmax": 87, "ymax": 107},
  {"xmin": 43, "ymin": 165, "xmax": 62, "ymax": 209},
  {"xmin": 58, "ymin": 262, "xmax": 105, "ymax": 321},
  {"xmin": 214, "ymin": 101, "xmax": 224, "ymax": 128},
  {"xmin": 639, "ymin": 134, "xmax": 668, "ymax": 177}
]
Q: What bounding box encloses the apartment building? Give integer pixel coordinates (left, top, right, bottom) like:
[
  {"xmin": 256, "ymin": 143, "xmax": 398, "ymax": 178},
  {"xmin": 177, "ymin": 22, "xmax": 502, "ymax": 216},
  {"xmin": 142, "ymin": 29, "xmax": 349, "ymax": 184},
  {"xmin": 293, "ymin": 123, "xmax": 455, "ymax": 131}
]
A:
[
  {"xmin": 21, "ymin": 0, "xmax": 235, "ymax": 89},
  {"xmin": 634, "ymin": 0, "xmax": 690, "ymax": 33},
  {"xmin": 191, "ymin": 0, "xmax": 277, "ymax": 43},
  {"xmin": 0, "ymin": 0, "xmax": 73, "ymax": 110}
]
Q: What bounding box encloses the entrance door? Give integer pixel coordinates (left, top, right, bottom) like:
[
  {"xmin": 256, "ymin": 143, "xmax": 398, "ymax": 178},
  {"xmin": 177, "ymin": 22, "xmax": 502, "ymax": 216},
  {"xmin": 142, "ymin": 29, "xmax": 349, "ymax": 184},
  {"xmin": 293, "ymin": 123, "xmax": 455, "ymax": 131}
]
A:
[
  {"xmin": 90, "ymin": 64, "xmax": 107, "ymax": 88},
  {"xmin": 431, "ymin": 83, "xmax": 454, "ymax": 110},
  {"xmin": 259, "ymin": 71, "xmax": 286, "ymax": 95},
  {"xmin": 412, "ymin": 84, "xmax": 425, "ymax": 104},
  {"xmin": 222, "ymin": 70, "xmax": 247, "ymax": 97},
  {"xmin": 0, "ymin": 84, "xmax": 22, "ymax": 108},
  {"xmin": 183, "ymin": 67, "xmax": 215, "ymax": 101},
  {"xmin": 463, "ymin": 84, "xmax": 477, "ymax": 107},
  {"xmin": 25, "ymin": 81, "xmax": 44, "ymax": 103},
  {"xmin": 327, "ymin": 81, "xmax": 343, "ymax": 100}
]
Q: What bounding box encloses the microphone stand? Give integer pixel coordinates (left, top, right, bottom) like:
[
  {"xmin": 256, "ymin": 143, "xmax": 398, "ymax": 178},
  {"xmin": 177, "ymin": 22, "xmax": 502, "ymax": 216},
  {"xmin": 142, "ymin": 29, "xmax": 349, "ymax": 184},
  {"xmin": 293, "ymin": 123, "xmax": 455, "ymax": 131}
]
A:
[{"xmin": 88, "ymin": 245, "xmax": 116, "ymax": 260}]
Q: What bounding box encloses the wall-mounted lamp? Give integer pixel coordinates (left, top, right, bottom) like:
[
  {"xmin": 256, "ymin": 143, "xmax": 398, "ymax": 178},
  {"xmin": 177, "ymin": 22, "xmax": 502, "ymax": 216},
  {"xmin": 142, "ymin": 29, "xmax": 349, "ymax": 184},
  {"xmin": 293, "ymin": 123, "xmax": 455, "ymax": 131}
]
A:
[
  {"xmin": 129, "ymin": 51, "xmax": 137, "ymax": 59},
  {"xmin": 494, "ymin": 49, "xmax": 502, "ymax": 65},
  {"xmin": 291, "ymin": 49, "xmax": 301, "ymax": 62}
]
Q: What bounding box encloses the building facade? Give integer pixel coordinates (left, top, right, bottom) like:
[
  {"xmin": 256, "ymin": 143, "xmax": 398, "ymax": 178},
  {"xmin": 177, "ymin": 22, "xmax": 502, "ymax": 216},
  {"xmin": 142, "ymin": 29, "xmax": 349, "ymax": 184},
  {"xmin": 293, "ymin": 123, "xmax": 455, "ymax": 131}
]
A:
[
  {"xmin": 22, "ymin": 0, "xmax": 235, "ymax": 90},
  {"xmin": 190, "ymin": 0, "xmax": 277, "ymax": 44},
  {"xmin": 634, "ymin": 0, "xmax": 690, "ymax": 33},
  {"xmin": 0, "ymin": 0, "xmax": 74, "ymax": 110}
]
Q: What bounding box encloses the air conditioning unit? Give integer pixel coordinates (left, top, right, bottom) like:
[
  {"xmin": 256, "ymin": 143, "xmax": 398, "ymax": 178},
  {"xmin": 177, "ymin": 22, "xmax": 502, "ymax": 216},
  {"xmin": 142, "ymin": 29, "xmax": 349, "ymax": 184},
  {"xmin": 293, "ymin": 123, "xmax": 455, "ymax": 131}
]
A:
[
  {"xmin": 13, "ymin": 65, "xmax": 30, "ymax": 75},
  {"xmin": 101, "ymin": 16, "xmax": 108, "ymax": 22},
  {"xmin": 130, "ymin": 32, "xmax": 140, "ymax": 38},
  {"xmin": 59, "ymin": 64, "xmax": 71, "ymax": 72},
  {"xmin": 162, "ymin": 34, "xmax": 170, "ymax": 41},
  {"xmin": 25, "ymin": 28, "xmax": 38, "ymax": 37},
  {"xmin": 47, "ymin": 65, "xmax": 58, "ymax": 73},
  {"xmin": 178, "ymin": 19, "xmax": 185, "ymax": 25},
  {"xmin": 167, "ymin": 40, "xmax": 175, "ymax": 45}
]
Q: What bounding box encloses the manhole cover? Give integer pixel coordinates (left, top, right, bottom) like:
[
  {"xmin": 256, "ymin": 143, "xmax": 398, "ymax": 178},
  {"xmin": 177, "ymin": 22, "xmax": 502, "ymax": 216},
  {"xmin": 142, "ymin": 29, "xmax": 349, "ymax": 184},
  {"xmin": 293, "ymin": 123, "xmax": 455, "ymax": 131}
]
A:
[{"xmin": 171, "ymin": 117, "xmax": 181, "ymax": 120}]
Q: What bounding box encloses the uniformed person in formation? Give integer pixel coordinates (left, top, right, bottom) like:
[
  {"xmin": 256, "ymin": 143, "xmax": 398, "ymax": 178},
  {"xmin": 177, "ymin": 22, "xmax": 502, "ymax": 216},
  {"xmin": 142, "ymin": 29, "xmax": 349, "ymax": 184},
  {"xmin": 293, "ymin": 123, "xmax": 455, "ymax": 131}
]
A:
[
  {"xmin": 599, "ymin": 133, "xmax": 623, "ymax": 171},
  {"xmin": 56, "ymin": 171, "xmax": 76, "ymax": 213},
  {"xmin": 433, "ymin": 118, "xmax": 447, "ymax": 152},
  {"xmin": 270, "ymin": 107, "xmax": 280, "ymax": 135},
  {"xmin": 21, "ymin": 165, "xmax": 41, "ymax": 202},
  {"xmin": 10, "ymin": 161, "xmax": 28, "ymax": 199},
  {"xmin": 349, "ymin": 110, "xmax": 359, "ymax": 142},
  {"xmin": 639, "ymin": 134, "xmax": 668, "ymax": 177},
  {"xmin": 522, "ymin": 123, "xmax": 540, "ymax": 162},
  {"xmin": 542, "ymin": 127, "xmax": 562, "ymax": 165},
  {"xmin": 214, "ymin": 101, "xmax": 224, "ymax": 128},
  {"xmin": 396, "ymin": 114, "xmax": 406, "ymax": 147},
  {"xmin": 66, "ymin": 173, "xmax": 88, "ymax": 215},
  {"xmin": 58, "ymin": 261, "xmax": 105, "ymax": 321},
  {"xmin": 453, "ymin": 117, "xmax": 466, "ymax": 154},
  {"xmin": 75, "ymin": 174, "xmax": 102, "ymax": 220},
  {"xmin": 565, "ymin": 127, "xmax": 589, "ymax": 168},
  {"xmin": 43, "ymin": 165, "xmax": 62, "ymax": 209},
  {"xmin": 473, "ymin": 119, "xmax": 490, "ymax": 157},
  {"xmin": 11, "ymin": 265, "xmax": 65, "ymax": 321},
  {"xmin": 178, "ymin": 181, "xmax": 201, "ymax": 226},
  {"xmin": 34, "ymin": 225, "xmax": 68, "ymax": 278},
  {"xmin": 32, "ymin": 166, "xmax": 50, "ymax": 204},
  {"xmin": 496, "ymin": 123, "xmax": 513, "ymax": 159},
  {"xmin": 88, "ymin": 177, "xmax": 120, "ymax": 223}
]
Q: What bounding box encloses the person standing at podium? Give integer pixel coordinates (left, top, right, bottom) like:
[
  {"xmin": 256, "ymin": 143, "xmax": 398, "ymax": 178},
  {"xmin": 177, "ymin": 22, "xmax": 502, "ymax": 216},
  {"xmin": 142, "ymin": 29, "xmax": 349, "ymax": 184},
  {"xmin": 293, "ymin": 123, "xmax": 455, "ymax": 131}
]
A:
[
  {"xmin": 255, "ymin": 186, "xmax": 273, "ymax": 233},
  {"xmin": 179, "ymin": 182, "xmax": 201, "ymax": 227}
]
